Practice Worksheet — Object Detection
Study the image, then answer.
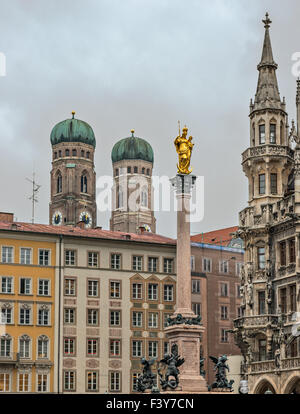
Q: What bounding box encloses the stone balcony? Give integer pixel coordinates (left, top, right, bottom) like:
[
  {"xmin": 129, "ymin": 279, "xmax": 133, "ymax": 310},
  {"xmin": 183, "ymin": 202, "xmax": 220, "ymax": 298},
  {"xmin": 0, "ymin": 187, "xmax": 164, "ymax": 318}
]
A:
[
  {"xmin": 234, "ymin": 314, "xmax": 278, "ymax": 329},
  {"xmin": 242, "ymin": 145, "xmax": 294, "ymax": 163},
  {"xmin": 245, "ymin": 357, "xmax": 300, "ymax": 374}
]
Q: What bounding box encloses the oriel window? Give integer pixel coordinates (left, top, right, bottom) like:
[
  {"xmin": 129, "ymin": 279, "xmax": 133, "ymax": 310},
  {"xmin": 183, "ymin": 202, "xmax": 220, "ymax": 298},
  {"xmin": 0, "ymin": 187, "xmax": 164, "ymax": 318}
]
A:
[
  {"xmin": 270, "ymin": 124, "xmax": 276, "ymax": 144},
  {"xmin": 259, "ymin": 174, "xmax": 266, "ymax": 195},
  {"xmin": 259, "ymin": 124, "xmax": 265, "ymax": 144},
  {"xmin": 270, "ymin": 173, "xmax": 277, "ymax": 194}
]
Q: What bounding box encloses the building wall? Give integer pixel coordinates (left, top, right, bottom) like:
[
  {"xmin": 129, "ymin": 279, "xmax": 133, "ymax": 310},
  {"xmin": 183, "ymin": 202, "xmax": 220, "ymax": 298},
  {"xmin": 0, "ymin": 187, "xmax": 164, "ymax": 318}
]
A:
[
  {"xmin": 0, "ymin": 233, "xmax": 56, "ymax": 393},
  {"xmin": 57, "ymin": 237, "xmax": 176, "ymax": 393},
  {"xmin": 191, "ymin": 243, "xmax": 243, "ymax": 385}
]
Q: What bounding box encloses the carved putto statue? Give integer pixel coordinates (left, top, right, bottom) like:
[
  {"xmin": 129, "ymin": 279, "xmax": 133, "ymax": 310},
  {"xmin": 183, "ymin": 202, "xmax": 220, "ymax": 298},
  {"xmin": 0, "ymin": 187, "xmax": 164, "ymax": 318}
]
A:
[
  {"xmin": 208, "ymin": 354, "xmax": 234, "ymax": 391},
  {"xmin": 158, "ymin": 343, "xmax": 184, "ymax": 390},
  {"xmin": 136, "ymin": 357, "xmax": 157, "ymax": 392},
  {"xmin": 174, "ymin": 123, "xmax": 194, "ymax": 175}
]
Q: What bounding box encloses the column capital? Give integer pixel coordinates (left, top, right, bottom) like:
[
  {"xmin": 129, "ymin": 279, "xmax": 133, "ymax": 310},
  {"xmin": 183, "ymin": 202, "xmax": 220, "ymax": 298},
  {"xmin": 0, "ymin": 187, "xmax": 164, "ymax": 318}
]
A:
[{"xmin": 170, "ymin": 174, "xmax": 197, "ymax": 196}]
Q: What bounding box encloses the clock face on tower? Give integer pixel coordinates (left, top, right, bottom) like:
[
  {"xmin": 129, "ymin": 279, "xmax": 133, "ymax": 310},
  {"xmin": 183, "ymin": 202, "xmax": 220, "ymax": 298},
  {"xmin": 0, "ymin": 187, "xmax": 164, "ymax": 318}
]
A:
[
  {"xmin": 52, "ymin": 211, "xmax": 62, "ymax": 226},
  {"xmin": 80, "ymin": 211, "xmax": 92, "ymax": 228}
]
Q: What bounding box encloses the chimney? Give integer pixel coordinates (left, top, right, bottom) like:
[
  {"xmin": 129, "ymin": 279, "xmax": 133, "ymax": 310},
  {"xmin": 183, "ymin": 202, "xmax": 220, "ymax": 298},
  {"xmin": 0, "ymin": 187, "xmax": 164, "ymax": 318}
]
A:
[{"xmin": 0, "ymin": 212, "xmax": 14, "ymax": 223}]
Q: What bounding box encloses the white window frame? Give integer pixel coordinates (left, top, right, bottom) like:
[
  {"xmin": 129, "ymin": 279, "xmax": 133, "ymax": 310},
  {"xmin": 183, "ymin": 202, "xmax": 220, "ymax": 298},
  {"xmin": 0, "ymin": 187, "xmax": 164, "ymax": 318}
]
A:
[
  {"xmin": 64, "ymin": 371, "xmax": 75, "ymax": 391},
  {"xmin": 110, "ymin": 310, "xmax": 120, "ymax": 326},
  {"xmin": 110, "ymin": 281, "xmax": 121, "ymax": 299},
  {"xmin": 18, "ymin": 372, "xmax": 31, "ymax": 392},
  {"xmin": 191, "ymin": 255, "xmax": 195, "ymax": 271},
  {"xmin": 132, "ymin": 256, "xmax": 143, "ymax": 271},
  {"xmin": 65, "ymin": 250, "xmax": 76, "ymax": 266},
  {"xmin": 87, "ymin": 280, "xmax": 99, "ymax": 297},
  {"xmin": 132, "ymin": 311, "xmax": 143, "ymax": 328},
  {"xmin": 87, "ymin": 371, "xmax": 98, "ymax": 391},
  {"xmin": 1, "ymin": 276, "xmax": 14, "ymax": 294},
  {"xmin": 163, "ymin": 258, "xmax": 174, "ymax": 274},
  {"xmin": 19, "ymin": 336, "xmax": 31, "ymax": 359},
  {"xmin": 148, "ymin": 283, "xmax": 158, "ymax": 300},
  {"xmin": 38, "ymin": 279, "xmax": 50, "ymax": 296},
  {"xmin": 110, "ymin": 371, "xmax": 120, "ymax": 392},
  {"xmin": 36, "ymin": 373, "xmax": 48, "ymax": 392},
  {"xmin": 1, "ymin": 246, "xmax": 14, "ymax": 264},
  {"xmin": 148, "ymin": 312, "xmax": 158, "ymax": 329},
  {"xmin": 88, "ymin": 252, "xmax": 99, "ymax": 268},
  {"xmin": 19, "ymin": 277, "xmax": 32, "ymax": 295},
  {"xmin": 132, "ymin": 283, "xmax": 142, "ymax": 300},
  {"xmin": 1, "ymin": 306, "xmax": 13, "ymax": 324},
  {"xmin": 111, "ymin": 254, "xmax": 121, "ymax": 270},
  {"xmin": 132, "ymin": 340, "xmax": 142, "ymax": 357},
  {"xmin": 192, "ymin": 279, "xmax": 201, "ymax": 294},
  {"xmin": 37, "ymin": 336, "xmax": 49, "ymax": 359},
  {"xmin": 87, "ymin": 309, "xmax": 99, "ymax": 326},
  {"xmin": 38, "ymin": 308, "xmax": 50, "ymax": 326},
  {"xmin": 0, "ymin": 372, "xmax": 11, "ymax": 392},
  {"xmin": 38, "ymin": 249, "xmax": 51, "ymax": 266},
  {"xmin": 19, "ymin": 307, "xmax": 31, "ymax": 325},
  {"xmin": 219, "ymin": 260, "xmax": 229, "ymax": 274},
  {"xmin": 163, "ymin": 284, "xmax": 174, "ymax": 301},
  {"xmin": 64, "ymin": 308, "xmax": 75, "ymax": 324},
  {"xmin": 148, "ymin": 341, "xmax": 158, "ymax": 358},
  {"xmin": 20, "ymin": 248, "xmax": 32, "ymax": 265},
  {"xmin": 203, "ymin": 257, "xmax": 212, "ymax": 273}
]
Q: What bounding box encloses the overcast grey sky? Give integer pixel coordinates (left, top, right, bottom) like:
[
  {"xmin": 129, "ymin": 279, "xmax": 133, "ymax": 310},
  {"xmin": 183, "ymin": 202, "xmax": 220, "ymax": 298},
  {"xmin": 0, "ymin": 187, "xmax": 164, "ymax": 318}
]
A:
[{"xmin": 0, "ymin": 0, "xmax": 299, "ymax": 238}]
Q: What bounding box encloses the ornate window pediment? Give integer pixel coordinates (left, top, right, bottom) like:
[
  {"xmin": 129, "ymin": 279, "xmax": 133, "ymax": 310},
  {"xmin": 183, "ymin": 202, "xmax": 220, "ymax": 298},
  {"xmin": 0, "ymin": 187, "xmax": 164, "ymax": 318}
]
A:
[
  {"xmin": 19, "ymin": 334, "xmax": 30, "ymax": 342},
  {"xmin": 1, "ymin": 302, "xmax": 12, "ymax": 309}
]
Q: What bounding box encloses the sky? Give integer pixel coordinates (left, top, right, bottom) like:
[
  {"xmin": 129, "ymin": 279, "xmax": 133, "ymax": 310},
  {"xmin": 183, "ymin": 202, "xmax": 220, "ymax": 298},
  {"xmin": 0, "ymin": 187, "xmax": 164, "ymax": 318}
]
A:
[{"xmin": 0, "ymin": 0, "xmax": 300, "ymax": 238}]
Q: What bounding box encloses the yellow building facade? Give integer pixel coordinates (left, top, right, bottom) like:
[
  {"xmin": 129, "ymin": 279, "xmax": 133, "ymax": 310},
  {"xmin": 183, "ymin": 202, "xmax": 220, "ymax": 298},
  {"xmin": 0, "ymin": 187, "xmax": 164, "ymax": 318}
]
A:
[{"xmin": 0, "ymin": 229, "xmax": 56, "ymax": 393}]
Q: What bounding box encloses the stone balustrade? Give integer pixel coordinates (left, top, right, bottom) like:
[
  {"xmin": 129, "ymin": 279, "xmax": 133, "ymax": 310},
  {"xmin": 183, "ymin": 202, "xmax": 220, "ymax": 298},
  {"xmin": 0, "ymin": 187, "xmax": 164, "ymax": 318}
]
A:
[
  {"xmin": 234, "ymin": 314, "xmax": 278, "ymax": 329},
  {"xmin": 242, "ymin": 145, "xmax": 294, "ymax": 163}
]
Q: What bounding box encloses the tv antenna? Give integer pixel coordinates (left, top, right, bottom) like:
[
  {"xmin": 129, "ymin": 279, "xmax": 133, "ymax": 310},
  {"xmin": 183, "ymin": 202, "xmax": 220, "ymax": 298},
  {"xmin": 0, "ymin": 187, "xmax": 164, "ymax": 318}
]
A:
[{"xmin": 26, "ymin": 172, "xmax": 41, "ymax": 224}]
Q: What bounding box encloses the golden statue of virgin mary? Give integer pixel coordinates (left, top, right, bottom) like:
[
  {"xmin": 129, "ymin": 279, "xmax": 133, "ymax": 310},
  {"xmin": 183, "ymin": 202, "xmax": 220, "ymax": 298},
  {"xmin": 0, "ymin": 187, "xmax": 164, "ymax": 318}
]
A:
[{"xmin": 174, "ymin": 124, "xmax": 194, "ymax": 175}]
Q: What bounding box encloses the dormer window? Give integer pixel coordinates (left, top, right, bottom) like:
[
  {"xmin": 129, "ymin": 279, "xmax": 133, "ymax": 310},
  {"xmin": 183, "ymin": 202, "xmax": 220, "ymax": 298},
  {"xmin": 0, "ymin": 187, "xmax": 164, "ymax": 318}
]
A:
[
  {"xmin": 259, "ymin": 125, "xmax": 265, "ymax": 144},
  {"xmin": 270, "ymin": 124, "xmax": 276, "ymax": 144}
]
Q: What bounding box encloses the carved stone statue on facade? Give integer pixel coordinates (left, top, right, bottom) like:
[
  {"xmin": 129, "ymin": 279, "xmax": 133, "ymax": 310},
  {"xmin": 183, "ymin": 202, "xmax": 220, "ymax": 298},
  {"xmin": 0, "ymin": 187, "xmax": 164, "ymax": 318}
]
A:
[
  {"xmin": 158, "ymin": 344, "xmax": 184, "ymax": 390},
  {"xmin": 136, "ymin": 357, "xmax": 157, "ymax": 392},
  {"xmin": 208, "ymin": 355, "xmax": 234, "ymax": 391},
  {"xmin": 246, "ymin": 282, "xmax": 253, "ymax": 307},
  {"xmin": 267, "ymin": 280, "xmax": 272, "ymax": 304}
]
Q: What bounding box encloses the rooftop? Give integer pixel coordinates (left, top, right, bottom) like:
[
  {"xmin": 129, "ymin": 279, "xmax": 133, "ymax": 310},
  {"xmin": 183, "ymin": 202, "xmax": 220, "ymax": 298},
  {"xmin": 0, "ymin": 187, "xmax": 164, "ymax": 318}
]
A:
[
  {"xmin": 191, "ymin": 226, "xmax": 238, "ymax": 246},
  {"xmin": 0, "ymin": 221, "xmax": 175, "ymax": 246}
]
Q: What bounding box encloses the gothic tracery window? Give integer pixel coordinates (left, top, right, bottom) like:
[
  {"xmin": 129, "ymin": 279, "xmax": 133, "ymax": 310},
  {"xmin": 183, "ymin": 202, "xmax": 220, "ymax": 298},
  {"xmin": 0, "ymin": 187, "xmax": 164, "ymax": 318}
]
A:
[{"xmin": 81, "ymin": 175, "xmax": 88, "ymax": 193}]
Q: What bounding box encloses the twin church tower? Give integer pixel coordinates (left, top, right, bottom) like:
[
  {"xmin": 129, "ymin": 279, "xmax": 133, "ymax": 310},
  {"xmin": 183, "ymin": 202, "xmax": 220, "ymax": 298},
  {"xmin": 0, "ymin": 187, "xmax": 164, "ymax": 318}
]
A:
[{"xmin": 49, "ymin": 112, "xmax": 156, "ymax": 233}]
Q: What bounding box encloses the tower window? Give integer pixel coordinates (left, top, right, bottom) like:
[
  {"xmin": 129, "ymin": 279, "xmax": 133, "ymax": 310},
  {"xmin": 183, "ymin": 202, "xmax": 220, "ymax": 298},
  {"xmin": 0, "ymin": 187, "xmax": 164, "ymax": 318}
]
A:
[
  {"xmin": 259, "ymin": 124, "xmax": 265, "ymax": 144},
  {"xmin": 141, "ymin": 189, "xmax": 148, "ymax": 207},
  {"xmin": 72, "ymin": 149, "xmax": 77, "ymax": 157},
  {"xmin": 115, "ymin": 168, "xmax": 119, "ymax": 177},
  {"xmin": 86, "ymin": 152, "xmax": 90, "ymax": 159},
  {"xmin": 127, "ymin": 166, "xmax": 131, "ymax": 174},
  {"xmin": 117, "ymin": 187, "xmax": 123, "ymax": 209},
  {"xmin": 146, "ymin": 168, "xmax": 150, "ymax": 175},
  {"xmin": 270, "ymin": 173, "xmax": 277, "ymax": 194},
  {"xmin": 54, "ymin": 152, "xmax": 57, "ymax": 159},
  {"xmin": 81, "ymin": 175, "xmax": 88, "ymax": 193},
  {"xmin": 65, "ymin": 149, "xmax": 70, "ymax": 156},
  {"xmin": 57, "ymin": 175, "xmax": 62, "ymax": 193},
  {"xmin": 270, "ymin": 124, "xmax": 276, "ymax": 144},
  {"xmin": 259, "ymin": 174, "xmax": 265, "ymax": 195},
  {"xmin": 142, "ymin": 167, "xmax": 145, "ymax": 174},
  {"xmin": 58, "ymin": 150, "xmax": 62, "ymax": 157},
  {"xmin": 81, "ymin": 150, "xmax": 85, "ymax": 157},
  {"xmin": 134, "ymin": 166, "xmax": 138, "ymax": 173}
]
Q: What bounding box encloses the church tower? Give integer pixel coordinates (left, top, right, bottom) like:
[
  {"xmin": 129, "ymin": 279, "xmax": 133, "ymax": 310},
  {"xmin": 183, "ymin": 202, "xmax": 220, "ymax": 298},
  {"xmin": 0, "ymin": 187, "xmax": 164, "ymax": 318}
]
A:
[
  {"xmin": 243, "ymin": 13, "xmax": 293, "ymax": 212},
  {"xmin": 49, "ymin": 112, "xmax": 97, "ymax": 228},
  {"xmin": 110, "ymin": 130, "xmax": 156, "ymax": 233}
]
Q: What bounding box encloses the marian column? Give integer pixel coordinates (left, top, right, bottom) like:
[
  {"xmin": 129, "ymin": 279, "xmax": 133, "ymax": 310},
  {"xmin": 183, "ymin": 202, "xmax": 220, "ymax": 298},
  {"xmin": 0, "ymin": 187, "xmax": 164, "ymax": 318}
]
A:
[{"xmin": 164, "ymin": 125, "xmax": 208, "ymax": 393}]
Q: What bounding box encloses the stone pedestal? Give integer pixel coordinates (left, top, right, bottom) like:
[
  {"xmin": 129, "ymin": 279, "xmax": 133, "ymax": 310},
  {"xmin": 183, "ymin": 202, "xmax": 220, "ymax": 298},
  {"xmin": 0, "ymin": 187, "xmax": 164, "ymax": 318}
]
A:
[
  {"xmin": 165, "ymin": 324, "xmax": 208, "ymax": 392},
  {"xmin": 166, "ymin": 174, "xmax": 208, "ymax": 393}
]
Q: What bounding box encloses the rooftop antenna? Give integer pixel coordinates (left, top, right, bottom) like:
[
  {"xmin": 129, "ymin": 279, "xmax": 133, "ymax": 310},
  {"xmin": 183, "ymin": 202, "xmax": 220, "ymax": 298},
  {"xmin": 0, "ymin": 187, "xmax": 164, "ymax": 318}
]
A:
[{"xmin": 26, "ymin": 172, "xmax": 41, "ymax": 224}]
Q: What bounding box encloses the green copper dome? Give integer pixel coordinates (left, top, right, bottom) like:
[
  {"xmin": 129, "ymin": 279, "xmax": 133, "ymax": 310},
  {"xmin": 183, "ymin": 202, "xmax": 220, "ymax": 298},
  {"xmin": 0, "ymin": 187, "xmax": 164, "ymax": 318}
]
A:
[
  {"xmin": 50, "ymin": 113, "xmax": 96, "ymax": 147},
  {"xmin": 111, "ymin": 131, "xmax": 154, "ymax": 163}
]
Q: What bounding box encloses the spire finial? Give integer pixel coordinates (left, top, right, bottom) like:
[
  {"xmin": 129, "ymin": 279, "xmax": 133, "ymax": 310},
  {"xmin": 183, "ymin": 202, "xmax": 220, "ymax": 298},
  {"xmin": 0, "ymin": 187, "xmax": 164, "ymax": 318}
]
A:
[
  {"xmin": 131, "ymin": 129, "xmax": 135, "ymax": 137},
  {"xmin": 71, "ymin": 111, "xmax": 75, "ymax": 119},
  {"xmin": 262, "ymin": 12, "xmax": 272, "ymax": 29}
]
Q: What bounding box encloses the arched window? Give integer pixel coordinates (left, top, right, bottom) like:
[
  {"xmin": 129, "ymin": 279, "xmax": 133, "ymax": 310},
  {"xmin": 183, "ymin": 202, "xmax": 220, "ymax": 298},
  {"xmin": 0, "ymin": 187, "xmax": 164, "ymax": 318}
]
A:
[
  {"xmin": 58, "ymin": 150, "xmax": 62, "ymax": 158},
  {"xmin": 0, "ymin": 334, "xmax": 11, "ymax": 357},
  {"xmin": 81, "ymin": 175, "xmax": 88, "ymax": 193},
  {"xmin": 72, "ymin": 149, "xmax": 77, "ymax": 157},
  {"xmin": 86, "ymin": 152, "xmax": 90, "ymax": 159},
  {"xmin": 142, "ymin": 167, "xmax": 145, "ymax": 174},
  {"xmin": 65, "ymin": 149, "xmax": 70, "ymax": 157},
  {"xmin": 141, "ymin": 189, "xmax": 148, "ymax": 208},
  {"xmin": 115, "ymin": 168, "xmax": 119, "ymax": 177},
  {"xmin": 19, "ymin": 334, "xmax": 31, "ymax": 358},
  {"xmin": 54, "ymin": 152, "xmax": 57, "ymax": 159},
  {"xmin": 117, "ymin": 187, "xmax": 123, "ymax": 209},
  {"xmin": 146, "ymin": 168, "xmax": 150, "ymax": 175},
  {"xmin": 57, "ymin": 174, "xmax": 62, "ymax": 193},
  {"xmin": 81, "ymin": 150, "xmax": 85, "ymax": 157},
  {"xmin": 37, "ymin": 335, "xmax": 49, "ymax": 359}
]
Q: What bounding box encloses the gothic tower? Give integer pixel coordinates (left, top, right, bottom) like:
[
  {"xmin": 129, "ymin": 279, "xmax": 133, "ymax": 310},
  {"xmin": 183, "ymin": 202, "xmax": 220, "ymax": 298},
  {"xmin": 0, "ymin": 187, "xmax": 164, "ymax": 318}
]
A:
[
  {"xmin": 110, "ymin": 129, "xmax": 156, "ymax": 233},
  {"xmin": 49, "ymin": 112, "xmax": 97, "ymax": 228},
  {"xmin": 243, "ymin": 13, "xmax": 293, "ymax": 211}
]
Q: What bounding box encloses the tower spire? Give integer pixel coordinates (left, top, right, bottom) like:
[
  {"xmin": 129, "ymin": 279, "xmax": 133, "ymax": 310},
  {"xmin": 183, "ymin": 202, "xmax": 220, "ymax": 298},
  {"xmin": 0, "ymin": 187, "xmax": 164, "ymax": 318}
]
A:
[{"xmin": 253, "ymin": 12, "xmax": 282, "ymax": 112}]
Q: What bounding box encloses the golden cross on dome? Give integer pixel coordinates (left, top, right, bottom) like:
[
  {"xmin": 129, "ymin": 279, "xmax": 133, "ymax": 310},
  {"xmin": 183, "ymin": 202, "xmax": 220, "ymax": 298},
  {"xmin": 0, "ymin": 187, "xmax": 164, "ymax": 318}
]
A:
[
  {"xmin": 71, "ymin": 111, "xmax": 75, "ymax": 119},
  {"xmin": 263, "ymin": 12, "xmax": 272, "ymax": 29}
]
